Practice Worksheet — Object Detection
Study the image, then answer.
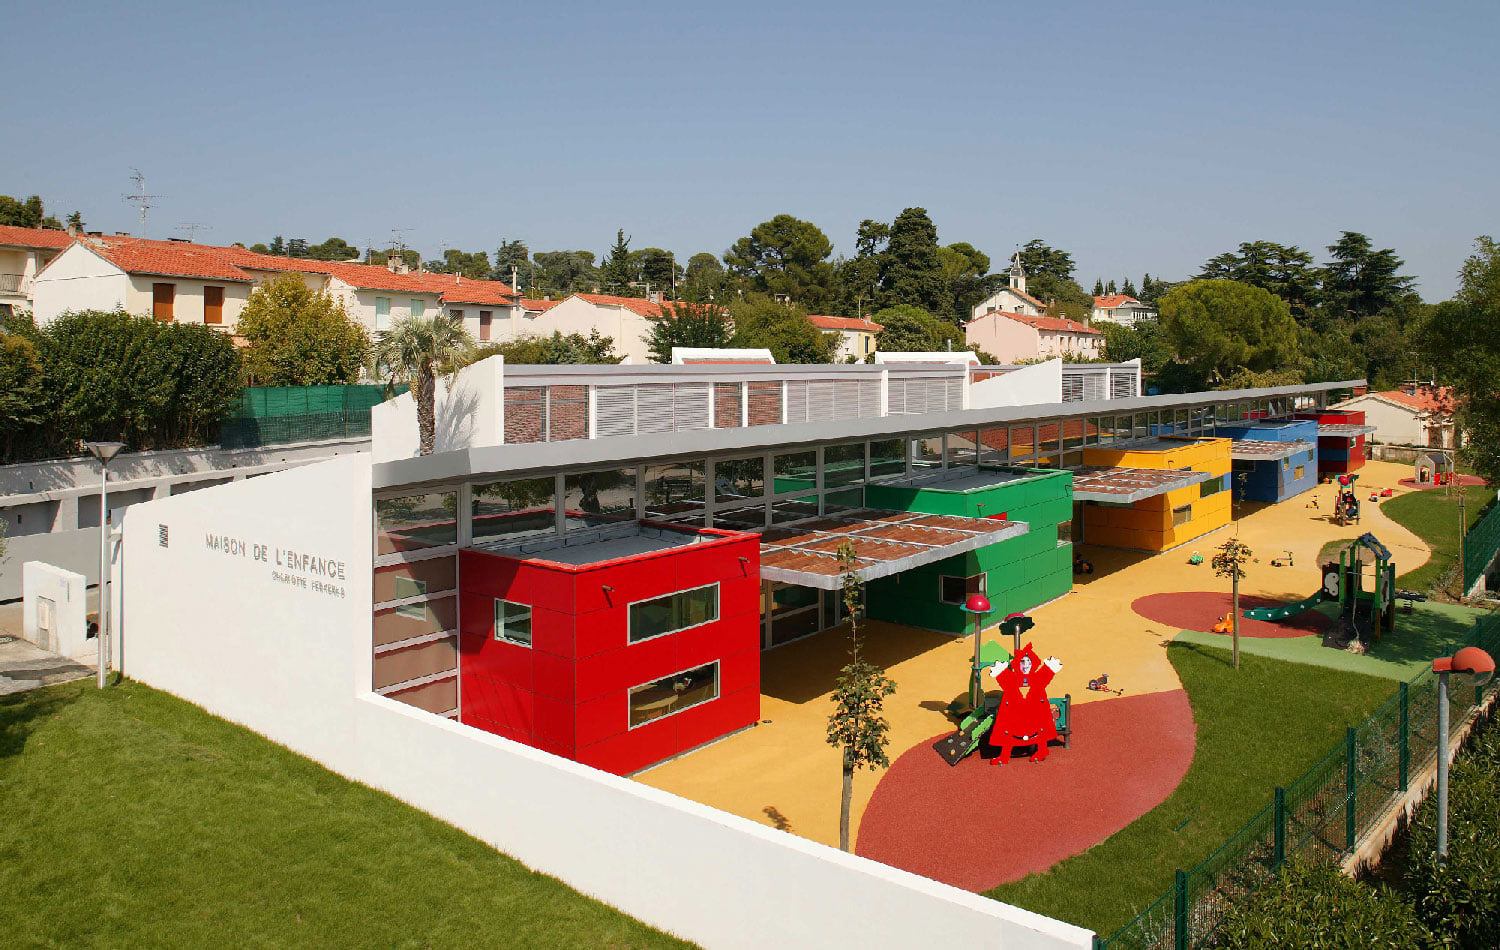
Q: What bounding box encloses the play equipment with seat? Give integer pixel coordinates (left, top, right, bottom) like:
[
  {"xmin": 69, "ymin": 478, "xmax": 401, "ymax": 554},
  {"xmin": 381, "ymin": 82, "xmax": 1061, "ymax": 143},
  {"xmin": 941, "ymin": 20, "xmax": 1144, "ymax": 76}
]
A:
[
  {"xmin": 1333, "ymin": 474, "xmax": 1361, "ymax": 525},
  {"xmin": 934, "ymin": 613, "xmax": 1072, "ymax": 766},
  {"xmin": 1241, "ymin": 532, "xmax": 1397, "ymax": 649}
]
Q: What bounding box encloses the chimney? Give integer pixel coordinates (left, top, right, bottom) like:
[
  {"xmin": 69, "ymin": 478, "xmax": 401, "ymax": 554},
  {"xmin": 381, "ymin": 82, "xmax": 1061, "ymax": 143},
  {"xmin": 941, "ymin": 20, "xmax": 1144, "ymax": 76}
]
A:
[
  {"xmin": 66, "ymin": 223, "xmax": 77, "ymax": 237},
  {"xmin": 115, "ymin": 231, "xmax": 130, "ymax": 237},
  {"xmin": 1353, "ymin": 385, "xmax": 1368, "ymax": 397}
]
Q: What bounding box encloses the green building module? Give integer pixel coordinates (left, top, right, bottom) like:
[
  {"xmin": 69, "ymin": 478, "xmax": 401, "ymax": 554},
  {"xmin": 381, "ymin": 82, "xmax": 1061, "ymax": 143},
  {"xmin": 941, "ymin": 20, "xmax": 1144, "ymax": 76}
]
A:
[{"xmin": 863, "ymin": 468, "xmax": 1075, "ymax": 633}]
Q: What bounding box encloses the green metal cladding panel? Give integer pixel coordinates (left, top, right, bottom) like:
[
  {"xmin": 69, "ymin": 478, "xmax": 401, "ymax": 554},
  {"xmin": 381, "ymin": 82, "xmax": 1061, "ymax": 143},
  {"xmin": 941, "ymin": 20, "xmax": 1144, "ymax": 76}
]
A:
[{"xmin": 863, "ymin": 469, "xmax": 1075, "ymax": 634}]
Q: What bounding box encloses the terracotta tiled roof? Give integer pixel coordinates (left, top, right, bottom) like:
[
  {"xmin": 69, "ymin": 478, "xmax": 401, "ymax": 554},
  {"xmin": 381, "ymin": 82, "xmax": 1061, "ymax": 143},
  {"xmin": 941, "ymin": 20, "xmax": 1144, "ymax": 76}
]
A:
[
  {"xmin": 573, "ymin": 292, "xmax": 667, "ymax": 318},
  {"xmin": 227, "ymin": 249, "xmax": 442, "ymax": 294},
  {"xmin": 1093, "ymin": 294, "xmax": 1139, "ymax": 309},
  {"xmin": 985, "ymin": 311, "xmax": 1101, "ymax": 335},
  {"xmin": 808, "ymin": 314, "xmax": 883, "ymax": 332},
  {"xmin": 83, "ymin": 236, "xmax": 258, "ymax": 282},
  {"xmin": 0, "ymin": 225, "xmax": 74, "ymax": 250},
  {"xmin": 521, "ymin": 298, "xmax": 559, "ymax": 312},
  {"xmin": 987, "ymin": 286, "xmax": 1047, "ymax": 311},
  {"xmin": 1370, "ymin": 386, "xmax": 1456, "ymax": 415},
  {"xmin": 407, "ymin": 271, "xmax": 518, "ymax": 305}
]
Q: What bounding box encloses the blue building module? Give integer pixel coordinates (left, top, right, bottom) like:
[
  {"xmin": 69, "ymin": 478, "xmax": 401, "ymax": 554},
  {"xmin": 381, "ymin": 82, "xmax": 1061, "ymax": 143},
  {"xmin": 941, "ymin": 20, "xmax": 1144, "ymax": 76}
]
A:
[{"xmin": 1218, "ymin": 420, "xmax": 1320, "ymax": 503}]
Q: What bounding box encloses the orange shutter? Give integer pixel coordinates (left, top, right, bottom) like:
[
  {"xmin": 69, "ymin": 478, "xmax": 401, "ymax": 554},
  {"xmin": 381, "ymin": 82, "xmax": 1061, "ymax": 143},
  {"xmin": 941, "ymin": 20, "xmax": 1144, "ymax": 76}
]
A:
[
  {"xmin": 152, "ymin": 283, "xmax": 175, "ymax": 321},
  {"xmin": 204, "ymin": 286, "xmax": 224, "ymax": 325}
]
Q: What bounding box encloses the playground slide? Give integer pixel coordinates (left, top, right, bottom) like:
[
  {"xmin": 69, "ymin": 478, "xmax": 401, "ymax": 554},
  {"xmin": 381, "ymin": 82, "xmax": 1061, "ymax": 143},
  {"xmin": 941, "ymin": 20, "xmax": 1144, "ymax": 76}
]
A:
[{"xmin": 1241, "ymin": 591, "xmax": 1329, "ymax": 622}]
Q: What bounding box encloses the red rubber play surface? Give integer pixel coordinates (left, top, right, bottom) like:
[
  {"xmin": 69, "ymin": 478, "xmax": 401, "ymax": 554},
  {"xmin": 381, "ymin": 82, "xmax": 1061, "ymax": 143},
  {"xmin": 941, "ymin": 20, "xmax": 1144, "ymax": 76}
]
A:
[
  {"xmin": 1131, "ymin": 591, "xmax": 1331, "ymax": 637},
  {"xmin": 856, "ymin": 690, "xmax": 1195, "ymax": 892},
  {"xmin": 1398, "ymin": 475, "xmax": 1486, "ymax": 491}
]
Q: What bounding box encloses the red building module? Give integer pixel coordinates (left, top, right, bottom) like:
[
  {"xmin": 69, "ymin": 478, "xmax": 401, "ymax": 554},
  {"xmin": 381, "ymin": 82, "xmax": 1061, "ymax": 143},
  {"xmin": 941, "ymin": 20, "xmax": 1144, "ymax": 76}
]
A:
[
  {"xmin": 1294, "ymin": 409, "xmax": 1368, "ymax": 476},
  {"xmin": 459, "ymin": 522, "xmax": 762, "ymax": 775}
]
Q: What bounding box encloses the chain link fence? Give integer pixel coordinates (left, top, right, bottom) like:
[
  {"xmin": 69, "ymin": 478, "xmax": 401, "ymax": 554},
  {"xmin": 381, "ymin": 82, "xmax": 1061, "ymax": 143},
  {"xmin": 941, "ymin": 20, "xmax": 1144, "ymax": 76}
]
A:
[
  {"xmin": 1463, "ymin": 499, "xmax": 1500, "ymax": 592},
  {"xmin": 1098, "ymin": 613, "xmax": 1500, "ymax": 949}
]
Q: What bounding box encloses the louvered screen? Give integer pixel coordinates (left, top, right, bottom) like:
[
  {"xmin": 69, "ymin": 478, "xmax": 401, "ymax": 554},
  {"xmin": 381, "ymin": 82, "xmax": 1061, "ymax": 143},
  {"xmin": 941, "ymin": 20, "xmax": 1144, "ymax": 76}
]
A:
[
  {"xmin": 1061, "ymin": 375, "xmax": 1085, "ymax": 402},
  {"xmin": 637, "ymin": 384, "xmax": 677, "ymax": 434},
  {"xmin": 944, "ymin": 377, "xmax": 962, "ymax": 411},
  {"xmin": 1110, "ymin": 371, "xmax": 1136, "ymax": 399},
  {"xmin": 807, "ymin": 381, "xmax": 836, "ymax": 421},
  {"xmin": 673, "ymin": 384, "xmax": 710, "ymax": 430},
  {"xmin": 594, "ymin": 386, "xmax": 637, "ymax": 438},
  {"xmin": 859, "ymin": 379, "xmax": 880, "ymax": 417},
  {"xmin": 886, "ymin": 378, "xmax": 908, "ymax": 415},
  {"xmin": 785, "ymin": 381, "xmax": 808, "ymax": 423}
]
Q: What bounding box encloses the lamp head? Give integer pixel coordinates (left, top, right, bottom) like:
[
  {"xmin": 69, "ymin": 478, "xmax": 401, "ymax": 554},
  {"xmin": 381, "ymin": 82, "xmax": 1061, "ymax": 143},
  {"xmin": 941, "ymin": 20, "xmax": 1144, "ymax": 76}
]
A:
[
  {"xmin": 84, "ymin": 441, "xmax": 126, "ymax": 464},
  {"xmin": 963, "ymin": 594, "xmax": 991, "ymax": 615},
  {"xmin": 1434, "ymin": 647, "xmax": 1495, "ymax": 686}
]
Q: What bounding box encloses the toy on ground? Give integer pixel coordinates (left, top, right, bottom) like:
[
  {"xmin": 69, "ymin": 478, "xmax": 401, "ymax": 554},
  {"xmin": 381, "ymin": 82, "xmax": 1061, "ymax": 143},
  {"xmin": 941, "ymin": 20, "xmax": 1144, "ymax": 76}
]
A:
[
  {"xmin": 1242, "ymin": 532, "xmax": 1397, "ymax": 649},
  {"xmin": 1396, "ymin": 588, "xmax": 1428, "ymax": 613},
  {"xmin": 1381, "ymin": 488, "xmax": 1394, "ymax": 498},
  {"xmin": 985, "ymin": 643, "xmax": 1063, "ymax": 764},
  {"xmin": 1212, "ymin": 614, "xmax": 1234, "ymax": 634},
  {"xmin": 1188, "ymin": 551, "xmax": 1204, "ymax": 565},
  {"xmin": 1271, "ymin": 550, "xmax": 1294, "ymax": 567},
  {"xmin": 1073, "ymin": 555, "xmax": 1094, "ymax": 575},
  {"xmin": 1088, "ymin": 673, "xmax": 1124, "ymax": 695}
]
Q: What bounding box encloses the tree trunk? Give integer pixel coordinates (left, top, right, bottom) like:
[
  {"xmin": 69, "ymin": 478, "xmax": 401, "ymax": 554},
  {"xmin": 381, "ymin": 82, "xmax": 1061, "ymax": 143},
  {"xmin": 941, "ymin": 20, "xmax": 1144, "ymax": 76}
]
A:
[
  {"xmin": 839, "ymin": 753, "xmax": 853, "ymax": 852},
  {"xmin": 1231, "ymin": 572, "xmax": 1240, "ymax": 669},
  {"xmin": 416, "ymin": 363, "xmax": 436, "ymax": 456}
]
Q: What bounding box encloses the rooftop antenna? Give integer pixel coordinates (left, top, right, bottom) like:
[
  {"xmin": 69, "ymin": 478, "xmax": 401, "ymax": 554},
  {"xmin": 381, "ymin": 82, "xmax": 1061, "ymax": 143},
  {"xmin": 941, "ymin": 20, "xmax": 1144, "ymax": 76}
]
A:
[
  {"xmin": 389, "ymin": 227, "xmax": 412, "ymax": 253},
  {"xmin": 122, "ymin": 169, "xmax": 163, "ymax": 237},
  {"xmin": 175, "ymin": 222, "xmax": 212, "ymax": 242}
]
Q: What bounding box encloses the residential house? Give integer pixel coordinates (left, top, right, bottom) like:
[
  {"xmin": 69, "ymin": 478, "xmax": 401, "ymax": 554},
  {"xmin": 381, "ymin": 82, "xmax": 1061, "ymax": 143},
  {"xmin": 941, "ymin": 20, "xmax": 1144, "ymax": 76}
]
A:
[
  {"xmin": 0, "ymin": 225, "xmax": 73, "ymax": 316},
  {"xmin": 524, "ymin": 293, "xmax": 680, "ymax": 363},
  {"xmin": 964, "ymin": 310, "xmax": 1103, "ymax": 364},
  {"xmin": 1091, "ymin": 294, "xmax": 1156, "ymax": 327},
  {"xmin": 808, "ymin": 314, "xmax": 882, "ymax": 361},
  {"xmin": 1332, "ymin": 384, "xmax": 1458, "ymax": 448},
  {"xmin": 409, "ymin": 271, "xmax": 520, "ymax": 343},
  {"xmin": 30, "ymin": 235, "xmax": 522, "ymax": 336},
  {"xmin": 970, "ymin": 254, "xmax": 1047, "ymax": 320}
]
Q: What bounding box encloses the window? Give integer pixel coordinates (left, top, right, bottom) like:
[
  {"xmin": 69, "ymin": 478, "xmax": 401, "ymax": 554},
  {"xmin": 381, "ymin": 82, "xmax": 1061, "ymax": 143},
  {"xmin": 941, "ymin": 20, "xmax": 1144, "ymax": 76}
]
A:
[
  {"xmin": 1172, "ymin": 504, "xmax": 1193, "ymax": 527},
  {"xmin": 1294, "ymin": 465, "xmax": 1306, "ymax": 480},
  {"xmin": 494, "ymin": 600, "xmax": 532, "ymax": 646},
  {"xmin": 629, "ymin": 662, "xmax": 718, "ymax": 728},
  {"xmin": 629, "ymin": 584, "xmax": 719, "ymax": 642},
  {"xmin": 410, "ymin": 299, "xmax": 425, "ymax": 318},
  {"xmin": 152, "ymin": 282, "xmax": 175, "ymax": 321},
  {"xmin": 393, "ymin": 576, "xmax": 428, "ymax": 619},
  {"xmin": 479, "ymin": 310, "xmax": 492, "ymax": 341},
  {"xmin": 772, "ymin": 451, "xmax": 817, "ymax": 495},
  {"xmin": 472, "ymin": 477, "xmax": 556, "ymax": 547},
  {"xmin": 375, "ymin": 492, "xmax": 457, "ymax": 555},
  {"xmin": 823, "ymin": 442, "xmax": 866, "ymax": 487},
  {"xmin": 564, "ymin": 468, "xmax": 636, "ymax": 530},
  {"xmin": 448, "ymin": 308, "xmax": 464, "ymax": 322},
  {"xmin": 203, "ymin": 285, "xmax": 224, "ymax": 325},
  {"xmin": 714, "ymin": 455, "xmax": 766, "ymax": 502},
  {"xmin": 644, "ymin": 460, "xmax": 706, "ymax": 522},
  {"xmin": 1057, "ymin": 521, "xmax": 1073, "ymax": 545},
  {"xmin": 939, "ymin": 573, "xmax": 987, "ymax": 605},
  {"xmin": 1283, "ymin": 457, "xmax": 1291, "ymax": 470},
  {"xmin": 1200, "ymin": 475, "xmax": 1226, "ymax": 498},
  {"xmin": 375, "ymin": 297, "xmax": 391, "ymax": 330},
  {"xmin": 869, "ymin": 439, "xmax": 905, "ymax": 479}
]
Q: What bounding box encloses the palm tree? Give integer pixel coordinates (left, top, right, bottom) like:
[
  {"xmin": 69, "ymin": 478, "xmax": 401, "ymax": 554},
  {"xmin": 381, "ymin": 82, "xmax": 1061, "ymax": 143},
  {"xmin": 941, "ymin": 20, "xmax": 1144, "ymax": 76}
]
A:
[{"xmin": 374, "ymin": 314, "xmax": 473, "ymax": 456}]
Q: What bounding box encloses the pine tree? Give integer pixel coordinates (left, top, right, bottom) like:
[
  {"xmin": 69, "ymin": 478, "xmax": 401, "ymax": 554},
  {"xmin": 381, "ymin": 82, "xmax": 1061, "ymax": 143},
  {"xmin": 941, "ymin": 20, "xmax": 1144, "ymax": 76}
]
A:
[
  {"xmin": 1106, "ymin": 279, "xmax": 1117, "ymax": 295},
  {"xmin": 600, "ymin": 229, "xmax": 637, "ymax": 295},
  {"xmin": 1092, "ymin": 278, "xmax": 1104, "ymax": 296},
  {"xmin": 1121, "ymin": 277, "xmax": 1137, "ymax": 298},
  {"xmin": 268, "ymin": 235, "xmax": 285, "ymax": 256}
]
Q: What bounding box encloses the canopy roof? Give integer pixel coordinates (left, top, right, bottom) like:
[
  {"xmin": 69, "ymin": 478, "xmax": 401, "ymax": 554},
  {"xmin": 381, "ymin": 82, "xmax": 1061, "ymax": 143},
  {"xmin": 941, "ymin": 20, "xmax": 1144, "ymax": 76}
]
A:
[{"xmin": 1070, "ymin": 466, "xmax": 1213, "ymax": 504}]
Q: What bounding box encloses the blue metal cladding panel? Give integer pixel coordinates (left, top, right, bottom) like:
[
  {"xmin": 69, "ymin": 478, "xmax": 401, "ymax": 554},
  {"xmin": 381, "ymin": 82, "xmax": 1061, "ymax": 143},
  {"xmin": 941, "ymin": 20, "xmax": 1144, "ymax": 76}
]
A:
[{"xmin": 1233, "ymin": 448, "xmax": 1319, "ymax": 502}]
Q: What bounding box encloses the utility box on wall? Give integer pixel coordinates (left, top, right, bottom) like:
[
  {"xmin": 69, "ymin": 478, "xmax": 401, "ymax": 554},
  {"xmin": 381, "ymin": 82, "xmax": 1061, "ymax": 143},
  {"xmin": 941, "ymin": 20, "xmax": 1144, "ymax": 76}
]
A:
[
  {"xmin": 458, "ymin": 523, "xmax": 762, "ymax": 776},
  {"xmin": 21, "ymin": 561, "xmax": 90, "ymax": 658}
]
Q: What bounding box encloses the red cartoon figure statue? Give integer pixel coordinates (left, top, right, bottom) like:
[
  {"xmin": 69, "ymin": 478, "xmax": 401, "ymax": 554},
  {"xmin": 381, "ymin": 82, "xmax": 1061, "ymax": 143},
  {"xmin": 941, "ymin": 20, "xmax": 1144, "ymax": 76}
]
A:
[{"xmin": 984, "ymin": 643, "xmax": 1063, "ymax": 764}]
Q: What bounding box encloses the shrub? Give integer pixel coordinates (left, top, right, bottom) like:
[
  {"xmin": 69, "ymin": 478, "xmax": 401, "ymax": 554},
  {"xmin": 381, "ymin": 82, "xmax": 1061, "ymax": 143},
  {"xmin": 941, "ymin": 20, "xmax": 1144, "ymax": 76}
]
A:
[
  {"xmin": 1214, "ymin": 858, "xmax": 1434, "ymax": 949},
  {"xmin": 1403, "ymin": 720, "xmax": 1500, "ymax": 949},
  {"xmin": 237, "ymin": 273, "xmax": 370, "ymax": 385}
]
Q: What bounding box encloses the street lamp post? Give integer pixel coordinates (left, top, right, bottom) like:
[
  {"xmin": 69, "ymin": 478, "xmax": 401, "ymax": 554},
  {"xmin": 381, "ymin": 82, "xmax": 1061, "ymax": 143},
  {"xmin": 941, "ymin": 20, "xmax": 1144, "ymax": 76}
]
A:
[
  {"xmin": 1431, "ymin": 646, "xmax": 1495, "ymax": 860},
  {"xmin": 84, "ymin": 441, "xmax": 125, "ymax": 688}
]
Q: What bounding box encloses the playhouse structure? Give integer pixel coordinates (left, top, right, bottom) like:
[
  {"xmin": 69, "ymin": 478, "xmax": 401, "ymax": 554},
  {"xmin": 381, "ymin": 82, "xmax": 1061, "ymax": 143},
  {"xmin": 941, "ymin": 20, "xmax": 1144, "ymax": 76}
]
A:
[
  {"xmin": 1242, "ymin": 531, "xmax": 1396, "ymax": 648},
  {"xmin": 1215, "ymin": 419, "xmax": 1319, "ymax": 502}
]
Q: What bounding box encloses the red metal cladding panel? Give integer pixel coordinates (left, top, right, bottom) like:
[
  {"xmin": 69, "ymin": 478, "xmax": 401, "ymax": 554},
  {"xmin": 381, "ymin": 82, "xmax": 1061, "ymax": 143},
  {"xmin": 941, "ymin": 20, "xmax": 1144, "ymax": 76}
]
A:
[
  {"xmin": 458, "ymin": 591, "xmax": 493, "ymax": 639},
  {"xmin": 531, "ymin": 648, "xmax": 576, "ymax": 703},
  {"xmin": 577, "ymin": 717, "xmax": 677, "ymax": 776},
  {"xmin": 673, "ymin": 614, "xmax": 751, "ymax": 671},
  {"xmin": 720, "ymin": 574, "xmax": 762, "ymax": 618},
  {"xmin": 458, "ymin": 549, "xmax": 519, "ymax": 595},
  {"xmin": 574, "ymin": 558, "xmax": 676, "ymax": 614},
  {"xmin": 458, "ymin": 671, "xmax": 496, "ymax": 724},
  {"xmin": 482, "ymin": 637, "xmax": 534, "ymax": 692},
  {"xmin": 490, "ymin": 679, "xmax": 536, "ymax": 738},
  {"xmin": 532, "ymin": 736, "xmax": 575, "ymax": 760},
  {"xmin": 574, "ymin": 691, "xmax": 628, "ymax": 749},
  {"xmin": 717, "ymin": 647, "xmax": 762, "ymax": 699},
  {"xmin": 532, "ymin": 694, "xmax": 577, "ymax": 750},
  {"xmin": 522, "ymin": 562, "xmax": 577, "ymax": 614},
  {"xmin": 675, "ymin": 687, "xmax": 760, "ymax": 754},
  {"xmin": 576, "ymin": 634, "xmax": 675, "ymax": 703},
  {"xmin": 573, "ymin": 606, "xmax": 627, "ymax": 659},
  {"xmin": 529, "ymin": 607, "xmax": 577, "ymax": 658}
]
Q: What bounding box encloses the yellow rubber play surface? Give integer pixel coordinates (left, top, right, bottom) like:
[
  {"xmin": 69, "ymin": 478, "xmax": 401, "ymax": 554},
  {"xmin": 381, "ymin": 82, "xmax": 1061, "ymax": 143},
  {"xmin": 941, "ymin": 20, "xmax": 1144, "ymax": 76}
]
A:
[{"xmin": 634, "ymin": 461, "xmax": 1431, "ymax": 851}]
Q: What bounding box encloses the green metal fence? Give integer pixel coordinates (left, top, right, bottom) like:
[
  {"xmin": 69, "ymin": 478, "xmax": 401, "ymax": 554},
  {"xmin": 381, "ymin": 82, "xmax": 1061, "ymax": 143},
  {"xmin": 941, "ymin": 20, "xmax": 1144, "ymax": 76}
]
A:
[
  {"xmin": 219, "ymin": 385, "xmax": 400, "ymax": 449},
  {"xmin": 1098, "ymin": 613, "xmax": 1500, "ymax": 949},
  {"xmin": 1463, "ymin": 499, "xmax": 1500, "ymax": 593}
]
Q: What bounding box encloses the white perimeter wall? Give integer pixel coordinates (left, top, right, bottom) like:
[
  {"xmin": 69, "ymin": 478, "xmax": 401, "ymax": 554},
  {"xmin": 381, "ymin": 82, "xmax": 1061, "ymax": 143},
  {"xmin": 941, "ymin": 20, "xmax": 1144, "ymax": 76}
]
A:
[
  {"xmin": 115, "ymin": 455, "xmax": 1092, "ymax": 950},
  {"xmin": 970, "ymin": 359, "xmax": 1064, "ymax": 409},
  {"xmin": 370, "ymin": 356, "xmax": 505, "ymax": 462}
]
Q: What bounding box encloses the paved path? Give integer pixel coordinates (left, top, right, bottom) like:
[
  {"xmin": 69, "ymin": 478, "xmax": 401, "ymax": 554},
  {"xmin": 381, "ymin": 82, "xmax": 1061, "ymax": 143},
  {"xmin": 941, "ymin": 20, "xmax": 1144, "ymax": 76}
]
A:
[{"xmin": 0, "ymin": 636, "xmax": 94, "ymax": 695}]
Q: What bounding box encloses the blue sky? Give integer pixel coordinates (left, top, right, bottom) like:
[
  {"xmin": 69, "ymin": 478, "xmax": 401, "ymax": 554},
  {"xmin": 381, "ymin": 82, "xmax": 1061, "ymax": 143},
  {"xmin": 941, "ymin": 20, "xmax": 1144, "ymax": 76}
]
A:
[{"xmin": 8, "ymin": 0, "xmax": 1497, "ymax": 298}]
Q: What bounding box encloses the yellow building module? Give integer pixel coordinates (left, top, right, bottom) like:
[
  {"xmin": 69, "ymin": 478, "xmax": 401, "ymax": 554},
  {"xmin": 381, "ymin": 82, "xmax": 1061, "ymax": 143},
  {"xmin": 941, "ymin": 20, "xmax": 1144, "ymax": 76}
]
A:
[{"xmin": 1078, "ymin": 437, "xmax": 1233, "ymax": 551}]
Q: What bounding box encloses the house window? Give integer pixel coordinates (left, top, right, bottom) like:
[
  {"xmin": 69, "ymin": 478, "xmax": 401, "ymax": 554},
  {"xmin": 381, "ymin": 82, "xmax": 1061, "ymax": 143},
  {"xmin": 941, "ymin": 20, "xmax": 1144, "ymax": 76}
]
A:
[
  {"xmin": 448, "ymin": 309, "xmax": 463, "ymax": 323},
  {"xmin": 939, "ymin": 573, "xmax": 986, "ymax": 605},
  {"xmin": 393, "ymin": 576, "xmax": 427, "ymax": 619},
  {"xmin": 1172, "ymin": 504, "xmax": 1193, "ymax": 527},
  {"xmin": 479, "ymin": 310, "xmax": 492, "ymax": 341},
  {"xmin": 410, "ymin": 299, "xmax": 425, "ymax": 318},
  {"xmin": 1294, "ymin": 465, "xmax": 1306, "ymax": 480},
  {"xmin": 1056, "ymin": 521, "xmax": 1073, "ymax": 545},
  {"xmin": 628, "ymin": 661, "xmax": 719, "ymax": 728},
  {"xmin": 375, "ymin": 297, "xmax": 391, "ymax": 330},
  {"xmin": 152, "ymin": 283, "xmax": 175, "ymax": 321},
  {"xmin": 1283, "ymin": 457, "xmax": 1291, "ymax": 470},
  {"xmin": 628, "ymin": 584, "xmax": 719, "ymax": 643},
  {"xmin": 493, "ymin": 599, "xmax": 533, "ymax": 646},
  {"xmin": 203, "ymin": 285, "xmax": 224, "ymax": 325},
  {"xmin": 1200, "ymin": 475, "xmax": 1226, "ymax": 498}
]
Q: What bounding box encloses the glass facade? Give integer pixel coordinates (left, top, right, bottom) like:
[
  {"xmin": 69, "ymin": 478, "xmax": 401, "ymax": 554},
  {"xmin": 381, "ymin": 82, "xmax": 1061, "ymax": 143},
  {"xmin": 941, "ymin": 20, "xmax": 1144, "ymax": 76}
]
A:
[
  {"xmin": 564, "ymin": 469, "xmax": 636, "ymax": 531},
  {"xmin": 472, "ymin": 477, "xmax": 556, "ymax": 547},
  {"xmin": 376, "ymin": 493, "xmax": 457, "ymax": 555},
  {"xmin": 628, "ymin": 662, "xmax": 719, "ymax": 728}
]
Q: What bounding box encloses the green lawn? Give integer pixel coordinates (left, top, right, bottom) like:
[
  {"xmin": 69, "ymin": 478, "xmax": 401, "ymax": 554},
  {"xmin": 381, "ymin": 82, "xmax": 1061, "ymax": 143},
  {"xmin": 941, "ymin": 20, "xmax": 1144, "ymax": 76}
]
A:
[
  {"xmin": 1175, "ymin": 600, "xmax": 1486, "ymax": 680},
  {"xmin": 985, "ymin": 642, "xmax": 1398, "ymax": 935},
  {"xmin": 1380, "ymin": 486, "xmax": 1496, "ymax": 592},
  {"xmin": 0, "ymin": 679, "xmax": 696, "ymax": 949}
]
